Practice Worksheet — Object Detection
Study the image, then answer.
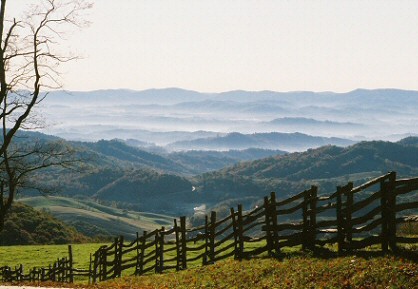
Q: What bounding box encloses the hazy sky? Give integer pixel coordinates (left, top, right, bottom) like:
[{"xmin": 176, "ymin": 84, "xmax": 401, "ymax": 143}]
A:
[{"xmin": 8, "ymin": 0, "xmax": 418, "ymax": 93}]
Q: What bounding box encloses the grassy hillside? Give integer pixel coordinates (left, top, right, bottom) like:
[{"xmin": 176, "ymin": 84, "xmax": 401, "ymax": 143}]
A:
[
  {"xmin": 1, "ymin": 242, "xmax": 416, "ymax": 288},
  {"xmin": 18, "ymin": 196, "xmax": 173, "ymax": 240},
  {"xmin": 0, "ymin": 203, "xmax": 88, "ymax": 246},
  {"xmin": 92, "ymin": 256, "xmax": 418, "ymax": 289}
]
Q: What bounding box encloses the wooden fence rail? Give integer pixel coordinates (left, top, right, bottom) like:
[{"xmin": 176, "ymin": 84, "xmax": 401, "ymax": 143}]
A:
[
  {"xmin": 2, "ymin": 171, "xmax": 418, "ymax": 284},
  {"xmin": 1, "ymin": 245, "xmax": 77, "ymax": 283}
]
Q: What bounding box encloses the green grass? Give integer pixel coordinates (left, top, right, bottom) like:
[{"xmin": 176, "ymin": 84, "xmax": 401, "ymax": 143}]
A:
[
  {"xmin": 0, "ymin": 240, "xmax": 288, "ymax": 275},
  {"xmin": 91, "ymin": 255, "xmax": 418, "ymax": 289},
  {"xmin": 1, "ymin": 242, "xmax": 417, "ymax": 288},
  {"xmin": 18, "ymin": 196, "xmax": 174, "ymax": 239},
  {"xmin": 0, "ymin": 243, "xmax": 105, "ymax": 271}
]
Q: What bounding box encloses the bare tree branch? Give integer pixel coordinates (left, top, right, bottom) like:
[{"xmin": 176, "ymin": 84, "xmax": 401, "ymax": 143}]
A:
[{"xmin": 0, "ymin": 0, "xmax": 92, "ymax": 232}]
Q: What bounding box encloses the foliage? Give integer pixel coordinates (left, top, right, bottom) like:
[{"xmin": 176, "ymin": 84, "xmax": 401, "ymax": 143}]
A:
[{"xmin": 0, "ymin": 202, "xmax": 88, "ymax": 245}]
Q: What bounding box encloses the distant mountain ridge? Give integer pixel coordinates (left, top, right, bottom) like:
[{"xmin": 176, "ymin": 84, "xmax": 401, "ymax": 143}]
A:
[
  {"xmin": 41, "ymin": 88, "xmax": 418, "ymax": 143},
  {"xmin": 167, "ymin": 132, "xmax": 355, "ymax": 152},
  {"xmin": 267, "ymin": 117, "xmax": 363, "ymax": 127}
]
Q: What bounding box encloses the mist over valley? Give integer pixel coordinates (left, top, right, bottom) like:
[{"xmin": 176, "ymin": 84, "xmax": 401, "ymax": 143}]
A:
[
  {"xmin": 39, "ymin": 88, "xmax": 418, "ymax": 150},
  {"xmin": 11, "ymin": 88, "xmax": 418, "ymax": 238}
]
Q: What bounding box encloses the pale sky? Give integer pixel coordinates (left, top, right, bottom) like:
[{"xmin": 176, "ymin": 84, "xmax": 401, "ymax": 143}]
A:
[{"xmin": 8, "ymin": 0, "xmax": 418, "ymax": 93}]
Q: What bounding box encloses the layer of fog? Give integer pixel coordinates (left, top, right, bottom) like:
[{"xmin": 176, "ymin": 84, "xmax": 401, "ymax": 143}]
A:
[{"xmin": 37, "ymin": 88, "xmax": 418, "ymax": 149}]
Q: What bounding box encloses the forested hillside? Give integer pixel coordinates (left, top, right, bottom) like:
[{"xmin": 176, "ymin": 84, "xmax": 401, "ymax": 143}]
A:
[
  {"xmin": 194, "ymin": 138, "xmax": 418, "ymax": 213},
  {"xmin": 11, "ymin": 131, "xmax": 418, "ymax": 240},
  {"xmin": 0, "ymin": 203, "xmax": 88, "ymax": 245}
]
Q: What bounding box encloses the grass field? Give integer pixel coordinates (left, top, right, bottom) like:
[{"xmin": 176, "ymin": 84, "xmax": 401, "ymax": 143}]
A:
[
  {"xmin": 0, "ymin": 240, "xmax": 280, "ymax": 273},
  {"xmin": 0, "ymin": 243, "xmax": 105, "ymax": 271},
  {"xmin": 90, "ymin": 255, "xmax": 418, "ymax": 289},
  {"xmin": 18, "ymin": 196, "xmax": 174, "ymax": 239},
  {"xmin": 0, "ymin": 242, "xmax": 417, "ymax": 288}
]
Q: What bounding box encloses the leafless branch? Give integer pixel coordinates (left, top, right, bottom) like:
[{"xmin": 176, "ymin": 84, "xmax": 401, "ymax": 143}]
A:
[{"xmin": 0, "ymin": 0, "xmax": 92, "ymax": 231}]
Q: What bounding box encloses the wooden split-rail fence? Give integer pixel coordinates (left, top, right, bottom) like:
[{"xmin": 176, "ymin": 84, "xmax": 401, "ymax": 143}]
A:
[
  {"xmin": 1, "ymin": 172, "xmax": 418, "ymax": 284},
  {"xmin": 0, "ymin": 245, "xmax": 90, "ymax": 283}
]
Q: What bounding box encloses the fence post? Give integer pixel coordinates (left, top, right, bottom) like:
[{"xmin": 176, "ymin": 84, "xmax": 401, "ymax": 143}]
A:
[
  {"xmin": 387, "ymin": 172, "xmax": 397, "ymax": 252},
  {"xmin": 60, "ymin": 258, "xmax": 65, "ymax": 282},
  {"xmin": 136, "ymin": 232, "xmax": 140, "ymax": 268},
  {"xmin": 18, "ymin": 264, "xmax": 23, "ymax": 282},
  {"xmin": 309, "ymin": 186, "xmax": 318, "ymax": 251},
  {"xmin": 381, "ymin": 172, "xmax": 397, "ymax": 252},
  {"xmin": 61, "ymin": 258, "xmax": 65, "ymax": 282},
  {"xmin": 264, "ymin": 196, "xmax": 273, "ymax": 256},
  {"xmin": 270, "ymin": 192, "xmax": 280, "ymax": 256},
  {"xmin": 92, "ymin": 250, "xmax": 98, "ymax": 283},
  {"xmin": 154, "ymin": 231, "xmax": 161, "ymax": 273},
  {"xmin": 203, "ymin": 215, "xmax": 209, "ymax": 265},
  {"xmin": 112, "ymin": 237, "xmax": 118, "ymax": 278},
  {"xmin": 88, "ymin": 253, "xmax": 92, "ymax": 285},
  {"xmin": 117, "ymin": 236, "xmax": 124, "ymax": 277},
  {"xmin": 52, "ymin": 262, "xmax": 56, "ymax": 282},
  {"xmin": 161, "ymin": 227, "xmax": 165, "ymax": 272},
  {"xmin": 264, "ymin": 192, "xmax": 280, "ymax": 257},
  {"xmin": 344, "ymin": 182, "xmax": 354, "ymax": 252},
  {"xmin": 380, "ymin": 179, "xmax": 389, "ymax": 253},
  {"xmin": 31, "ymin": 267, "xmax": 37, "ymax": 283},
  {"xmin": 237, "ymin": 204, "xmax": 244, "ymax": 260},
  {"xmin": 137, "ymin": 231, "xmax": 147, "ymax": 275},
  {"xmin": 41, "ymin": 268, "xmax": 46, "ymax": 282},
  {"xmin": 159, "ymin": 227, "xmax": 165, "ymax": 272},
  {"xmin": 68, "ymin": 245, "xmax": 73, "ymax": 283},
  {"xmin": 336, "ymin": 186, "xmax": 345, "ymax": 255},
  {"xmin": 134, "ymin": 232, "xmax": 139, "ymax": 275},
  {"xmin": 174, "ymin": 219, "xmax": 181, "ymax": 271},
  {"xmin": 230, "ymin": 207, "xmax": 239, "ymax": 259},
  {"xmin": 180, "ymin": 216, "xmax": 187, "ymax": 270},
  {"xmin": 102, "ymin": 247, "xmax": 107, "ymax": 281},
  {"xmin": 302, "ymin": 190, "xmax": 309, "ymax": 250},
  {"xmin": 209, "ymin": 211, "xmax": 216, "ymax": 264}
]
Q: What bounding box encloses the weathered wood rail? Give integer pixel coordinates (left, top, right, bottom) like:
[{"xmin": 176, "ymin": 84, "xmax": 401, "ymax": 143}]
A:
[{"xmin": 1, "ymin": 171, "xmax": 418, "ymax": 284}]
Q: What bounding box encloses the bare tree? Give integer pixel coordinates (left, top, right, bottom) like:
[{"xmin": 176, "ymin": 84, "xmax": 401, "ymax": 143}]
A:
[{"xmin": 0, "ymin": 0, "xmax": 92, "ymax": 232}]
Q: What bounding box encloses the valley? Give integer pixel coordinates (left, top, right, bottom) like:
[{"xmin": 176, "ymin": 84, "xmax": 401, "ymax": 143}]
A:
[
  {"xmin": 11, "ymin": 128, "xmax": 418, "ymax": 240},
  {"xmin": 5, "ymin": 88, "xmax": 418, "ymax": 241}
]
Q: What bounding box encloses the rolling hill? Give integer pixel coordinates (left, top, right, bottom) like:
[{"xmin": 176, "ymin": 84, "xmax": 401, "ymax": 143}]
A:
[
  {"xmin": 18, "ymin": 196, "xmax": 173, "ymax": 240},
  {"xmin": 193, "ymin": 138, "xmax": 418, "ymax": 212},
  {"xmin": 11, "ymin": 130, "xmax": 418, "ymax": 240}
]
